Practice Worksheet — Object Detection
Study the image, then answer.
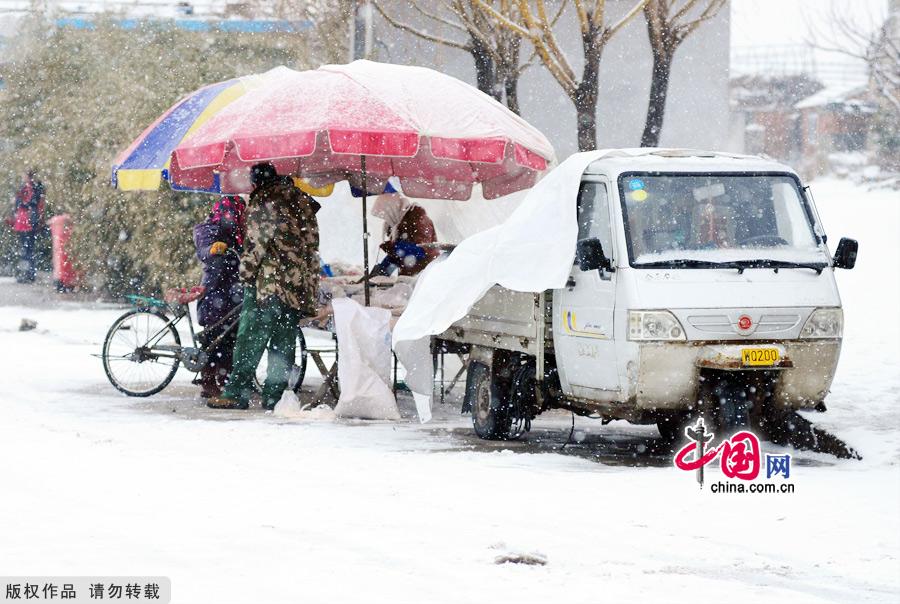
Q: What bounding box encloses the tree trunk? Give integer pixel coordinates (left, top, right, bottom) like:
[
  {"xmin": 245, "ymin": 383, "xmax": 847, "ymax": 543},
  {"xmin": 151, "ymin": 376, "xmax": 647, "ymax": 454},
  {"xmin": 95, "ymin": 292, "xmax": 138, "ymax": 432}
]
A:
[
  {"xmin": 472, "ymin": 38, "xmax": 501, "ymax": 101},
  {"xmin": 575, "ymin": 98, "xmax": 598, "ymax": 152},
  {"xmin": 504, "ymin": 75, "xmax": 520, "ymax": 115},
  {"xmin": 640, "ymin": 48, "xmax": 674, "ymax": 147},
  {"xmin": 499, "ymin": 33, "xmax": 522, "ymax": 115},
  {"xmin": 574, "ymin": 37, "xmax": 602, "ymax": 152}
]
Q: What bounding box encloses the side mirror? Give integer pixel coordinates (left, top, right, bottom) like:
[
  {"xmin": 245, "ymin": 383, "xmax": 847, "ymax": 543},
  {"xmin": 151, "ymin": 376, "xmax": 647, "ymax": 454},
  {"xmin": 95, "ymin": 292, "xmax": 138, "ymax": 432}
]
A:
[
  {"xmin": 575, "ymin": 238, "xmax": 613, "ymax": 272},
  {"xmin": 833, "ymin": 237, "xmax": 858, "ymax": 270}
]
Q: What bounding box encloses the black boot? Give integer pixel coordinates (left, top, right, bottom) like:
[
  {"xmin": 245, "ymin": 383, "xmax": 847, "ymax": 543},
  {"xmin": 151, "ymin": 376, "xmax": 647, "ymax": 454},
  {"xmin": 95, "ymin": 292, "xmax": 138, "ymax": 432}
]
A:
[{"xmin": 198, "ymin": 364, "xmax": 221, "ymax": 399}]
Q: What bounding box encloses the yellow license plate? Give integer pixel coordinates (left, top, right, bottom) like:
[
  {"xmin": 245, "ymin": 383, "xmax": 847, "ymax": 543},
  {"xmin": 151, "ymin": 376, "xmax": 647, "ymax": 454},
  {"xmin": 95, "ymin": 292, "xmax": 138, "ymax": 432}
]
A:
[{"xmin": 741, "ymin": 348, "xmax": 780, "ymax": 367}]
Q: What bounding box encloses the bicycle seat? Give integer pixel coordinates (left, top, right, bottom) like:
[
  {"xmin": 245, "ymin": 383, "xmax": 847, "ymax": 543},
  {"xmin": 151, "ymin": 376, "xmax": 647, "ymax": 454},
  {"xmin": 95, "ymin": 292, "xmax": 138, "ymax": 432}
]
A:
[{"xmin": 164, "ymin": 285, "xmax": 206, "ymax": 305}]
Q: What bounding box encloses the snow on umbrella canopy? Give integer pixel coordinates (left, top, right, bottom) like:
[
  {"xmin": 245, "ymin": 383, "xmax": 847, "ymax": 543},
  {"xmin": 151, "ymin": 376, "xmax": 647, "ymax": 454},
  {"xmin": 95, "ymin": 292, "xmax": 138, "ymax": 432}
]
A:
[{"xmin": 162, "ymin": 61, "xmax": 555, "ymax": 199}]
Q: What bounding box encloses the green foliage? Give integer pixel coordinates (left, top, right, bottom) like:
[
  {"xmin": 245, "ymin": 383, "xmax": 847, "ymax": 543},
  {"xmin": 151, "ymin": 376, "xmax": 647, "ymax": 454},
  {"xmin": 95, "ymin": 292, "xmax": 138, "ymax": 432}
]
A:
[{"xmin": 0, "ymin": 15, "xmax": 341, "ymax": 295}]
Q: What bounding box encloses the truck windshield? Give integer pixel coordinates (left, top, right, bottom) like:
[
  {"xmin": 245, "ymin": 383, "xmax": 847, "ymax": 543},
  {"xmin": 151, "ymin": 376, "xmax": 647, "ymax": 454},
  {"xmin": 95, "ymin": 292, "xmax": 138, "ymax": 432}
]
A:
[{"xmin": 618, "ymin": 173, "xmax": 827, "ymax": 268}]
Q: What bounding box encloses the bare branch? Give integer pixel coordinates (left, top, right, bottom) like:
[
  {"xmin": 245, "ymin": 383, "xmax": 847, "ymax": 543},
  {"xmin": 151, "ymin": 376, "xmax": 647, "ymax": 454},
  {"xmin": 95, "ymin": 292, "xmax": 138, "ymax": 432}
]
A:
[
  {"xmin": 804, "ymin": 1, "xmax": 887, "ymax": 59},
  {"xmin": 516, "ymin": 0, "xmax": 565, "ymax": 78},
  {"xmin": 516, "ymin": 48, "xmax": 541, "ymax": 75},
  {"xmin": 572, "ymin": 0, "xmax": 590, "ymax": 33},
  {"xmin": 671, "ymin": 0, "xmax": 701, "ymax": 24},
  {"xmin": 604, "ymin": 0, "xmax": 650, "ymax": 41},
  {"xmin": 808, "ymin": 39, "xmax": 868, "ymax": 61},
  {"xmin": 644, "ymin": 0, "xmax": 666, "ymax": 47},
  {"xmin": 408, "ymin": 0, "xmax": 470, "ymax": 34},
  {"xmin": 514, "ymin": 0, "xmax": 564, "ymax": 76},
  {"xmin": 533, "ymin": 0, "xmax": 577, "ymax": 81},
  {"xmin": 372, "ymin": 0, "xmax": 471, "ymax": 50},
  {"xmin": 592, "ymin": 0, "xmax": 605, "ymax": 29},
  {"xmin": 550, "ymin": 0, "xmax": 569, "ymax": 27},
  {"xmin": 676, "ymin": 0, "xmax": 726, "ymax": 41},
  {"xmin": 471, "ymin": 0, "xmax": 532, "ymax": 38},
  {"xmin": 449, "ymin": 0, "xmax": 503, "ymax": 59},
  {"xmin": 487, "ymin": 0, "xmax": 576, "ymax": 94}
]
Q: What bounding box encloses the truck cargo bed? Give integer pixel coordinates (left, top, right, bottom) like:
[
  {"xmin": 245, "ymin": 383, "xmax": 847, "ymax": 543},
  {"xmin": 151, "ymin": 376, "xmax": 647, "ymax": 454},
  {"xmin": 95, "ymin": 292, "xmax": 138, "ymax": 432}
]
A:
[{"xmin": 438, "ymin": 286, "xmax": 549, "ymax": 356}]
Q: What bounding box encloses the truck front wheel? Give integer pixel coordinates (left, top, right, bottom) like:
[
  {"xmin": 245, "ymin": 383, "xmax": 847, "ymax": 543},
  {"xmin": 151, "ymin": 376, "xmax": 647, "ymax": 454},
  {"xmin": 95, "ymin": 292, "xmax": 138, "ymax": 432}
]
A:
[
  {"xmin": 656, "ymin": 412, "xmax": 690, "ymax": 443},
  {"xmin": 466, "ymin": 361, "xmax": 513, "ymax": 440}
]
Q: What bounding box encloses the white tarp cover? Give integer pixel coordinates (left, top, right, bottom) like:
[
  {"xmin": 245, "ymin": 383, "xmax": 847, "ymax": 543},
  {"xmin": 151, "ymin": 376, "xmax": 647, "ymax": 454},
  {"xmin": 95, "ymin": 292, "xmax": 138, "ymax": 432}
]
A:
[
  {"xmin": 332, "ymin": 298, "xmax": 401, "ymax": 421},
  {"xmin": 393, "ymin": 151, "xmax": 614, "ymax": 418}
]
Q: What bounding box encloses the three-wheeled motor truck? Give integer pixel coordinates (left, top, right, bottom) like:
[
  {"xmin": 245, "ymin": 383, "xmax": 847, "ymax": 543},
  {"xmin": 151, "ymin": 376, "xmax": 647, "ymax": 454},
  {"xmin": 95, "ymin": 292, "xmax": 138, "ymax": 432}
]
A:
[{"xmin": 437, "ymin": 150, "xmax": 858, "ymax": 441}]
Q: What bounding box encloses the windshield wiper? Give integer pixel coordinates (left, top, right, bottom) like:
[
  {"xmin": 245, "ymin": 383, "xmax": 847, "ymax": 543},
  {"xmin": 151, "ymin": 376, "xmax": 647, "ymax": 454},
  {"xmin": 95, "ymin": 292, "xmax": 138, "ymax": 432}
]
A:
[
  {"xmin": 729, "ymin": 259, "xmax": 826, "ymax": 274},
  {"xmin": 635, "ymin": 258, "xmax": 826, "ymax": 274},
  {"xmin": 635, "ymin": 259, "xmax": 745, "ymax": 270}
]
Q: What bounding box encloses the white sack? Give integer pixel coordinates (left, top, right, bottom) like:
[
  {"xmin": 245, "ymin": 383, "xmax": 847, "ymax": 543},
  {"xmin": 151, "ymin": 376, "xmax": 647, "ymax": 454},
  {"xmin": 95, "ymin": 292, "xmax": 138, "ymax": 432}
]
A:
[
  {"xmin": 332, "ymin": 297, "xmax": 401, "ymax": 420},
  {"xmin": 273, "ymin": 390, "xmax": 303, "ymax": 417},
  {"xmin": 392, "ymin": 151, "xmax": 621, "ymax": 415},
  {"xmin": 273, "ymin": 391, "xmax": 337, "ymax": 421}
]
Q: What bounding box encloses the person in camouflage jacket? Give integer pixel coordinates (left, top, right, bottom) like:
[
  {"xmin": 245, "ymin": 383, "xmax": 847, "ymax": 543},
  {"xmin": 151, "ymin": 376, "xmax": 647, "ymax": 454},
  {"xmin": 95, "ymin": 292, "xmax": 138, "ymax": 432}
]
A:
[{"xmin": 210, "ymin": 163, "xmax": 321, "ymax": 410}]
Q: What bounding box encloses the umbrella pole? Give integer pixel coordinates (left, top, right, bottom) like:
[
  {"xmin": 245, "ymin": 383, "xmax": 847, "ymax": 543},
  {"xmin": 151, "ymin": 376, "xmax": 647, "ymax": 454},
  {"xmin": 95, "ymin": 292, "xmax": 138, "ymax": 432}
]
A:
[{"xmin": 361, "ymin": 154, "xmax": 370, "ymax": 306}]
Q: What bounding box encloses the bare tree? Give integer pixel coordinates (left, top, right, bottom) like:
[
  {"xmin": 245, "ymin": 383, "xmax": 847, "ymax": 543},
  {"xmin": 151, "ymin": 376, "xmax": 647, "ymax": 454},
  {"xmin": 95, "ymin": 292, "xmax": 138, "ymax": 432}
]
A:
[
  {"xmin": 808, "ymin": 2, "xmax": 899, "ymax": 166},
  {"xmin": 870, "ymin": 23, "xmax": 900, "ymax": 117},
  {"xmin": 473, "ymin": 0, "xmax": 648, "ymax": 151},
  {"xmin": 243, "ymin": 0, "xmax": 356, "ymax": 64},
  {"xmin": 808, "ymin": 3, "xmax": 899, "ymax": 115},
  {"xmin": 373, "ymin": 1, "xmax": 561, "ymax": 114},
  {"xmin": 640, "ymin": 0, "xmax": 726, "ymax": 147}
]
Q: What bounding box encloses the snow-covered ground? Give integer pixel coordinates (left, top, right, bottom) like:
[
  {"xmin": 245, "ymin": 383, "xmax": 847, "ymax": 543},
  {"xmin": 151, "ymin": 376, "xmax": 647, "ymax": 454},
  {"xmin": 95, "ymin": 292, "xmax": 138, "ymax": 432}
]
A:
[{"xmin": 0, "ymin": 178, "xmax": 897, "ymax": 603}]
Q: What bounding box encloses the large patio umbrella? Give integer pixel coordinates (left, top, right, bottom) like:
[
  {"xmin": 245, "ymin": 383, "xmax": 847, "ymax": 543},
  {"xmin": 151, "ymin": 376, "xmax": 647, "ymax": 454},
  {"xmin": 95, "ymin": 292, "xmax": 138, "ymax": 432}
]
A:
[{"xmin": 113, "ymin": 60, "xmax": 555, "ymax": 303}]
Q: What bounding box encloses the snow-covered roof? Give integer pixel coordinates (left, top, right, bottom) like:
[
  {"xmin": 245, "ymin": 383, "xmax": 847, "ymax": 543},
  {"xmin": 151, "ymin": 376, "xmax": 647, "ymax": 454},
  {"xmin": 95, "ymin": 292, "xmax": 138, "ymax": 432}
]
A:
[
  {"xmin": 0, "ymin": 1, "xmax": 233, "ymax": 20},
  {"xmin": 795, "ymin": 84, "xmax": 871, "ymax": 110},
  {"xmin": 583, "ymin": 148, "xmax": 795, "ymax": 176},
  {"xmin": 0, "ymin": 1, "xmax": 314, "ymax": 35}
]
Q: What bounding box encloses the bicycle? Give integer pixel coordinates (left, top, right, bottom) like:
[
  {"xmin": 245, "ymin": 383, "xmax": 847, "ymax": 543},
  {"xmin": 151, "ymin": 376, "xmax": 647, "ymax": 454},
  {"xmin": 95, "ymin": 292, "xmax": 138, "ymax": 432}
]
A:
[{"xmin": 100, "ymin": 285, "xmax": 308, "ymax": 397}]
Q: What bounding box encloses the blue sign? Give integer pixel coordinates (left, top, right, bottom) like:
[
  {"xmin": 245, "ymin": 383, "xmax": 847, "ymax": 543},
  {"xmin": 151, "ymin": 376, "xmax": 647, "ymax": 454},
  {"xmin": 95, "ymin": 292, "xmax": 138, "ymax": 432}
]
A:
[{"xmin": 628, "ymin": 178, "xmax": 645, "ymax": 191}]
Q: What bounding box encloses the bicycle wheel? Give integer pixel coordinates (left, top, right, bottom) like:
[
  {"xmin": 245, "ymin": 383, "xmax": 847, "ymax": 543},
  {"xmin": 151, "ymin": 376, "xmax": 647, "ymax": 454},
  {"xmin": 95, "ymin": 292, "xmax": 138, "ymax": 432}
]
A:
[
  {"xmin": 254, "ymin": 329, "xmax": 308, "ymax": 394},
  {"xmin": 102, "ymin": 308, "xmax": 181, "ymax": 397}
]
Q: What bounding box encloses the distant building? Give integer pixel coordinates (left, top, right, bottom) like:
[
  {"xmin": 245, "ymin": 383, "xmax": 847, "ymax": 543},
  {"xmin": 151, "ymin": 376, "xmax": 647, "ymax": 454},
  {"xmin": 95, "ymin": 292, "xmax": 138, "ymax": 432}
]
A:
[
  {"xmin": 729, "ymin": 73, "xmax": 878, "ymax": 177},
  {"xmin": 795, "ymin": 84, "xmax": 875, "ymax": 169},
  {"xmin": 729, "ymin": 1, "xmax": 896, "ymax": 176},
  {"xmin": 728, "ymin": 74, "xmax": 824, "ymax": 164}
]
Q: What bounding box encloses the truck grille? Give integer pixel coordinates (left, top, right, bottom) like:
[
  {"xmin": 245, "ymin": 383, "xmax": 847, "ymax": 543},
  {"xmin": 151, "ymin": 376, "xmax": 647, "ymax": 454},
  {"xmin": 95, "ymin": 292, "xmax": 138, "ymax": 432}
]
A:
[{"xmin": 687, "ymin": 313, "xmax": 801, "ymax": 335}]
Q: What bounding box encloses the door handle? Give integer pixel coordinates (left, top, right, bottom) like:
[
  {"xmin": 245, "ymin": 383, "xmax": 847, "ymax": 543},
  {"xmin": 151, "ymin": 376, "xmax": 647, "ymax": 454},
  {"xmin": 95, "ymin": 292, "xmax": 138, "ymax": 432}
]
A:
[{"xmin": 566, "ymin": 277, "xmax": 576, "ymax": 289}]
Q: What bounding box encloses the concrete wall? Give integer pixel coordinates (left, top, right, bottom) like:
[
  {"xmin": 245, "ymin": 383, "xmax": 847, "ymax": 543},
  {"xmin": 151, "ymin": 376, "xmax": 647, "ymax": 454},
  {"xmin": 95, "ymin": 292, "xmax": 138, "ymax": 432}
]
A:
[{"xmin": 372, "ymin": 0, "xmax": 730, "ymax": 158}]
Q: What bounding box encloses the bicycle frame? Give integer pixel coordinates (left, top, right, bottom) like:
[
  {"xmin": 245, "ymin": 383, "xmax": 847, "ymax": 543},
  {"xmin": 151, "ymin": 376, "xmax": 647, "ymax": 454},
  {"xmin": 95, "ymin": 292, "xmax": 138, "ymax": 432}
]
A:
[
  {"xmin": 194, "ymin": 304, "xmax": 244, "ymax": 355},
  {"xmin": 138, "ymin": 301, "xmax": 244, "ymax": 364},
  {"xmin": 137, "ymin": 304, "xmax": 192, "ymax": 361}
]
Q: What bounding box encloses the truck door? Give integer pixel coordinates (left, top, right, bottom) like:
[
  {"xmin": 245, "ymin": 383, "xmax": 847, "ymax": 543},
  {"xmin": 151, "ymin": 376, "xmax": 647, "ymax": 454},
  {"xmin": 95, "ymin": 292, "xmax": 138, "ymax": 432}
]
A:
[{"xmin": 553, "ymin": 179, "xmax": 619, "ymax": 397}]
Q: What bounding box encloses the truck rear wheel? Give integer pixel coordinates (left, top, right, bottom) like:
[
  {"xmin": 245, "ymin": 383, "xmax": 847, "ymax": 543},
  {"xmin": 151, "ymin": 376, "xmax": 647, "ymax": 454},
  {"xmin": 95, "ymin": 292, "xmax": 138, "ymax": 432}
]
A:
[{"xmin": 466, "ymin": 361, "xmax": 513, "ymax": 440}]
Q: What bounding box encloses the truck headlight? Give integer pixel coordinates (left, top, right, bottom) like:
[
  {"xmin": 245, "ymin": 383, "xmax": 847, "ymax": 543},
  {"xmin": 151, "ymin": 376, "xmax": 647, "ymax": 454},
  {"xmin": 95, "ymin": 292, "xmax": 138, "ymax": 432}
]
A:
[
  {"xmin": 628, "ymin": 310, "xmax": 686, "ymax": 341},
  {"xmin": 800, "ymin": 307, "xmax": 843, "ymax": 339}
]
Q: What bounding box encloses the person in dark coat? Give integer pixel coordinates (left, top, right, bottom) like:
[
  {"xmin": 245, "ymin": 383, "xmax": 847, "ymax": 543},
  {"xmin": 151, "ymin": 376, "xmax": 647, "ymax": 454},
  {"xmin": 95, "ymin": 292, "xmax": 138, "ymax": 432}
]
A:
[
  {"xmin": 193, "ymin": 195, "xmax": 246, "ymax": 398},
  {"xmin": 370, "ymin": 193, "xmax": 440, "ymax": 277},
  {"xmin": 209, "ymin": 162, "xmax": 321, "ymax": 411},
  {"xmin": 11, "ymin": 170, "xmax": 45, "ymax": 283}
]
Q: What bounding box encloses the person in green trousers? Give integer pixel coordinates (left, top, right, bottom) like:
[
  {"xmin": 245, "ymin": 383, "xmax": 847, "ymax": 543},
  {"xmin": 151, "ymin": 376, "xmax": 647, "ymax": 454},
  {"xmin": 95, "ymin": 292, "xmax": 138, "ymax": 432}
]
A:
[{"xmin": 209, "ymin": 163, "xmax": 321, "ymax": 410}]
